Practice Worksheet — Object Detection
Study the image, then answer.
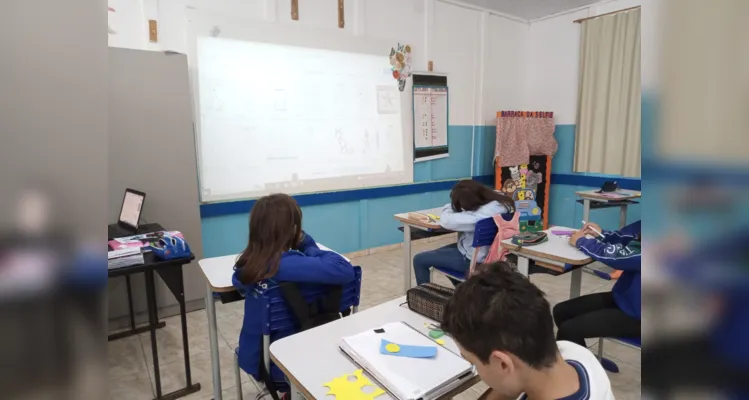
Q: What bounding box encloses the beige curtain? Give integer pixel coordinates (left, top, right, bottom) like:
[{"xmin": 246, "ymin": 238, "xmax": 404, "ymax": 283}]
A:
[{"xmin": 574, "ymin": 8, "xmax": 641, "ymax": 177}]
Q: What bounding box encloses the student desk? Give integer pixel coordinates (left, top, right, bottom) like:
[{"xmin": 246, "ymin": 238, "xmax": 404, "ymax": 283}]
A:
[
  {"xmin": 393, "ymin": 207, "xmax": 452, "ymax": 292},
  {"xmin": 107, "ymin": 223, "xmax": 201, "ymax": 399},
  {"xmin": 575, "ymin": 189, "xmax": 641, "ymax": 229},
  {"xmin": 198, "ymin": 244, "xmax": 347, "ymax": 400},
  {"xmin": 270, "ymin": 296, "xmax": 480, "ymax": 400},
  {"xmin": 501, "ymin": 228, "xmax": 593, "ymax": 298}
]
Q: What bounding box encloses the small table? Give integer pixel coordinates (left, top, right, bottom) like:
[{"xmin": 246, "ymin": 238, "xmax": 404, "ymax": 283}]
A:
[
  {"xmin": 575, "ymin": 190, "xmax": 640, "ymax": 280},
  {"xmin": 501, "ymin": 228, "xmax": 593, "ymax": 298},
  {"xmin": 269, "ymin": 297, "xmax": 480, "ymax": 400},
  {"xmin": 108, "ymin": 223, "xmax": 201, "ymax": 399},
  {"xmin": 394, "ymin": 207, "xmax": 452, "ymax": 292},
  {"xmin": 575, "ymin": 190, "xmax": 641, "ymax": 229},
  {"xmin": 198, "ymin": 244, "xmax": 348, "ymax": 400}
]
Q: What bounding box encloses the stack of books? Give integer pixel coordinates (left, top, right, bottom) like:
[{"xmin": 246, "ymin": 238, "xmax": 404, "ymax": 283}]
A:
[
  {"xmin": 108, "ymin": 246, "xmax": 144, "ymax": 270},
  {"xmin": 339, "ymin": 321, "xmax": 474, "ymax": 400}
]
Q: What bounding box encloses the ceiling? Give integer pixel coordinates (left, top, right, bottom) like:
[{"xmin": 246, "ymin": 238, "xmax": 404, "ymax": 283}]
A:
[{"xmin": 458, "ymin": 0, "xmax": 603, "ymax": 20}]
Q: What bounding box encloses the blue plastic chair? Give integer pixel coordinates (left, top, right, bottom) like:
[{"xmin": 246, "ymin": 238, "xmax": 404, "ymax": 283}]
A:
[
  {"xmin": 597, "ymin": 336, "xmax": 641, "ymax": 373},
  {"xmin": 430, "ymin": 215, "xmax": 507, "ymax": 283},
  {"xmin": 233, "ymin": 266, "xmax": 362, "ymax": 399}
]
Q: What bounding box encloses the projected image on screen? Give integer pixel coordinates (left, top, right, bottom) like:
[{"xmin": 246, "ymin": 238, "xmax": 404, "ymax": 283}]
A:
[{"xmin": 196, "ymin": 37, "xmax": 410, "ymax": 202}]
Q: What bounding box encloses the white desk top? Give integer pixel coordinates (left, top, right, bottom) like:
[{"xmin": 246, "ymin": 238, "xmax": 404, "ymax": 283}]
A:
[
  {"xmin": 197, "ymin": 243, "xmax": 348, "ymax": 292},
  {"xmin": 394, "ymin": 207, "xmax": 445, "ymax": 230},
  {"xmin": 575, "ymin": 189, "xmax": 641, "ymax": 201},
  {"xmin": 270, "ymin": 297, "xmax": 477, "ymax": 400},
  {"xmin": 501, "ymin": 227, "xmax": 592, "ymax": 265}
]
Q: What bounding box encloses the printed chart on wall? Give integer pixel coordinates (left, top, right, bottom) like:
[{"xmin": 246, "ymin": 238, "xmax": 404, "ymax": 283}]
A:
[{"xmin": 412, "ymin": 74, "xmax": 449, "ymax": 162}]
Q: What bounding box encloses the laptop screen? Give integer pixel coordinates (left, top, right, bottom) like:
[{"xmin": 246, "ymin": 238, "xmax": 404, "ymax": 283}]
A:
[{"xmin": 119, "ymin": 190, "xmax": 144, "ymax": 228}]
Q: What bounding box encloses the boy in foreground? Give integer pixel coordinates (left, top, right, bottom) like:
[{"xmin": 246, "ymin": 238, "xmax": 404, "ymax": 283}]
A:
[{"xmin": 441, "ymin": 262, "xmax": 614, "ymax": 400}]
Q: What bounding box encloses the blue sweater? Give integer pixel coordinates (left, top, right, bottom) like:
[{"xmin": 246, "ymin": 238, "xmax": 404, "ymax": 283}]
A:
[
  {"xmin": 575, "ymin": 221, "xmax": 641, "ymax": 320},
  {"xmin": 231, "ymin": 232, "xmax": 355, "ymax": 380}
]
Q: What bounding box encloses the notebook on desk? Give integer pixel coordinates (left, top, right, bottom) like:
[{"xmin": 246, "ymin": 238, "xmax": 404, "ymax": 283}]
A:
[{"xmin": 339, "ymin": 321, "xmax": 474, "ymax": 400}]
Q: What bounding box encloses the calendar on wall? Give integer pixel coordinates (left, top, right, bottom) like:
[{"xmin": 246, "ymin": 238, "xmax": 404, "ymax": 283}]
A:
[{"xmin": 412, "ymin": 74, "xmax": 449, "ymax": 162}]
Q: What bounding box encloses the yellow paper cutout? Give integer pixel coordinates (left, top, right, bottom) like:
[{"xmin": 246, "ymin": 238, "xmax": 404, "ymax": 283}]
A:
[
  {"xmin": 323, "ymin": 369, "xmax": 386, "ymax": 400},
  {"xmin": 435, "ymin": 339, "xmax": 445, "ymax": 345},
  {"xmin": 385, "ymin": 343, "xmax": 400, "ymax": 353}
]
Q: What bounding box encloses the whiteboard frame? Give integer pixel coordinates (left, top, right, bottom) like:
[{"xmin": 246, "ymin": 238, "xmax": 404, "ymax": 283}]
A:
[{"xmin": 185, "ymin": 9, "xmax": 414, "ymax": 203}]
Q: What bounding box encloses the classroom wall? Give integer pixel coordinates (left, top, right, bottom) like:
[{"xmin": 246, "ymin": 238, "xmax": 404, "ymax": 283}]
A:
[
  {"xmin": 107, "ymin": 0, "xmax": 649, "ymax": 257},
  {"xmin": 524, "ymin": 0, "xmax": 656, "ymax": 231},
  {"xmin": 108, "ymin": 0, "xmax": 530, "ymax": 256}
]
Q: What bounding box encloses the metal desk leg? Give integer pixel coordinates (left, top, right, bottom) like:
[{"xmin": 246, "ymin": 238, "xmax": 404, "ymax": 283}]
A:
[
  {"xmin": 403, "ymin": 224, "xmax": 412, "ymax": 292},
  {"xmin": 517, "ymin": 256, "xmax": 529, "ymax": 277},
  {"xmin": 582, "ymin": 199, "xmax": 591, "ymax": 224},
  {"xmin": 206, "ymin": 283, "xmax": 222, "ymax": 400},
  {"xmin": 569, "ymin": 268, "xmax": 582, "ymax": 298},
  {"xmin": 145, "ymin": 270, "xmax": 162, "ymax": 398},
  {"xmin": 177, "ymin": 268, "xmax": 196, "ymax": 392},
  {"xmin": 108, "ymin": 273, "xmax": 166, "ymax": 342},
  {"xmin": 126, "ymin": 275, "xmax": 136, "ymax": 331},
  {"xmin": 619, "ymin": 204, "xmax": 628, "ymax": 229}
]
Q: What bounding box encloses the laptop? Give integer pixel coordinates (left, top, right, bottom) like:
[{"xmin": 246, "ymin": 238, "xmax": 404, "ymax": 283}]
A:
[{"xmin": 108, "ymin": 188, "xmax": 149, "ymax": 239}]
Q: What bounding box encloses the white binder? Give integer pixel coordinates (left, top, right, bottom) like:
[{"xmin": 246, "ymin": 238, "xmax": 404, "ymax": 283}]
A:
[{"xmin": 339, "ymin": 321, "xmax": 474, "ymax": 400}]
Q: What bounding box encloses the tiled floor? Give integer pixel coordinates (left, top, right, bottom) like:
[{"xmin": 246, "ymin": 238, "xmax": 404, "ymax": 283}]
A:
[{"xmin": 109, "ymin": 237, "xmax": 641, "ymax": 399}]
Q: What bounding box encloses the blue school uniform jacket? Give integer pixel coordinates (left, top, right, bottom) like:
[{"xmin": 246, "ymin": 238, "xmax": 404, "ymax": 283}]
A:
[
  {"xmin": 575, "ymin": 221, "xmax": 641, "ymax": 320},
  {"xmin": 231, "ymin": 232, "xmax": 355, "ymax": 381}
]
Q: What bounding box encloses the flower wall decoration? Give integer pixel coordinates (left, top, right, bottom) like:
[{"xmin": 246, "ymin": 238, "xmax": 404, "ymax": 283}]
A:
[{"xmin": 389, "ymin": 43, "xmax": 412, "ymax": 92}]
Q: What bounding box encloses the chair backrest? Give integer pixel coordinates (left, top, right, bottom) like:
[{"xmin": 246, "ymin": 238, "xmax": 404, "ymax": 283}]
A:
[
  {"xmin": 471, "ymin": 213, "xmax": 513, "ymax": 248},
  {"xmin": 258, "ymin": 266, "xmax": 362, "ymax": 336}
]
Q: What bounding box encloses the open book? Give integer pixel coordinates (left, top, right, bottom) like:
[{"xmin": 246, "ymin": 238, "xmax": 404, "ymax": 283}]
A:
[{"xmin": 340, "ymin": 321, "xmax": 474, "ymax": 400}]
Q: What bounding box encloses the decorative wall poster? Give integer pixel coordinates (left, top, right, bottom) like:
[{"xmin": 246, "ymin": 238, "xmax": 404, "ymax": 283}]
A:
[
  {"xmin": 412, "ymin": 74, "xmax": 449, "ymax": 162},
  {"xmin": 495, "ymin": 155, "xmax": 552, "ymax": 231},
  {"xmin": 389, "ymin": 43, "xmax": 412, "ymax": 92}
]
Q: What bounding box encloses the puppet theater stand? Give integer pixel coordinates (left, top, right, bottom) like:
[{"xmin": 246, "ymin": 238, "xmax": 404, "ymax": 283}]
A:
[{"xmin": 493, "ymin": 111, "xmax": 556, "ymax": 232}]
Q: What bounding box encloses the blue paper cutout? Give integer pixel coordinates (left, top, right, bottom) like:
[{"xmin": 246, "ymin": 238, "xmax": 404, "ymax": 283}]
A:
[{"xmin": 379, "ymin": 339, "xmax": 437, "ymax": 358}]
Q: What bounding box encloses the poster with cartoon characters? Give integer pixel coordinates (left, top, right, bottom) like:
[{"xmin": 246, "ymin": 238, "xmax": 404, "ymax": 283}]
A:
[{"xmin": 495, "ymin": 155, "xmax": 551, "ymax": 232}]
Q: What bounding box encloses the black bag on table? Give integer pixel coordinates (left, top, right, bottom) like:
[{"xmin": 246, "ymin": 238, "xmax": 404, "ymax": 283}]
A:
[{"xmin": 406, "ymin": 283, "xmax": 455, "ymax": 322}]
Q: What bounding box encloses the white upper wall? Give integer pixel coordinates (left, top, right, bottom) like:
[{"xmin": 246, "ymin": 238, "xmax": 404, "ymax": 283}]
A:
[
  {"xmin": 526, "ymin": 0, "xmax": 659, "ymax": 124},
  {"xmin": 108, "ymin": 0, "xmax": 530, "ymax": 127},
  {"xmin": 108, "ymin": 0, "xmax": 656, "ymax": 128}
]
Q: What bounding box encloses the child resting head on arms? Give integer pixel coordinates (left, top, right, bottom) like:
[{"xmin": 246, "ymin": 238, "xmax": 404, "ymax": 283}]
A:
[
  {"xmin": 231, "ymin": 193, "xmax": 355, "ymax": 392},
  {"xmin": 413, "ymin": 180, "xmax": 514, "ymax": 285},
  {"xmin": 234, "ymin": 193, "xmax": 354, "ymax": 285}
]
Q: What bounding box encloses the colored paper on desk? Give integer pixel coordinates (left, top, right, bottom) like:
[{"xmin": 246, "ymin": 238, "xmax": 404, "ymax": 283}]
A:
[
  {"xmin": 323, "ymin": 369, "xmax": 385, "ymax": 400},
  {"xmin": 380, "ymin": 339, "xmax": 437, "ymax": 358},
  {"xmin": 108, "ymin": 230, "xmax": 184, "ymax": 252}
]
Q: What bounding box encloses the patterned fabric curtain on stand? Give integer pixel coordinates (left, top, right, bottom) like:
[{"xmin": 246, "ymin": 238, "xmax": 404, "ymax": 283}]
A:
[
  {"xmin": 494, "ymin": 111, "xmax": 557, "ymax": 232},
  {"xmin": 495, "ymin": 111, "xmax": 557, "ymax": 167}
]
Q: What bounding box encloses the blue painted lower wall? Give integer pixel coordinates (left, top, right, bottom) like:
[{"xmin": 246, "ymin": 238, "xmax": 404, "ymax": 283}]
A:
[{"xmin": 200, "ymin": 124, "xmax": 641, "ymax": 257}]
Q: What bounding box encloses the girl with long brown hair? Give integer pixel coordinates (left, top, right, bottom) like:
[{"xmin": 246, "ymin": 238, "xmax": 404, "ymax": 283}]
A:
[
  {"xmin": 413, "ymin": 180, "xmax": 515, "ymax": 285},
  {"xmin": 231, "ymin": 193, "xmax": 354, "ymax": 387}
]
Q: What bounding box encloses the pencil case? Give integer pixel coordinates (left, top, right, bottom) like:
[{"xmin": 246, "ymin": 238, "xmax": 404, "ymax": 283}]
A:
[
  {"xmin": 406, "ymin": 283, "xmax": 455, "ymax": 323},
  {"xmin": 511, "ymin": 231, "xmax": 548, "ymax": 246}
]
